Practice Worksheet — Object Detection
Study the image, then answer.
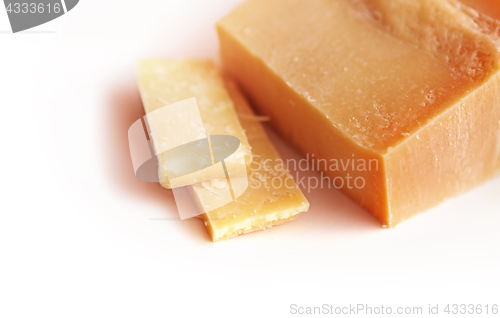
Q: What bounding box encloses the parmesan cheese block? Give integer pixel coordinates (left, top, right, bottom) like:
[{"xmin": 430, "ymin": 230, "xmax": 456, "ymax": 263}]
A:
[{"xmin": 217, "ymin": 0, "xmax": 500, "ymax": 226}]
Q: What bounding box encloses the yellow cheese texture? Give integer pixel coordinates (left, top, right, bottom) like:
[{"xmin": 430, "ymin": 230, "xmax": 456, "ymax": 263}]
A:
[
  {"xmin": 217, "ymin": 0, "xmax": 500, "ymax": 226},
  {"xmin": 197, "ymin": 80, "xmax": 310, "ymax": 241},
  {"xmin": 137, "ymin": 59, "xmax": 309, "ymax": 241},
  {"xmin": 137, "ymin": 59, "xmax": 252, "ymax": 189}
]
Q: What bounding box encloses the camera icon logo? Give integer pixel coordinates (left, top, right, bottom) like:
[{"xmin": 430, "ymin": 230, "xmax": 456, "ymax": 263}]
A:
[{"xmin": 128, "ymin": 98, "xmax": 248, "ymax": 219}]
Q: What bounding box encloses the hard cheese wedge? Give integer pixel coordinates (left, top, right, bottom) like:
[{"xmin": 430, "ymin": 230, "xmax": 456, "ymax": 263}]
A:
[
  {"xmin": 217, "ymin": 0, "xmax": 500, "ymax": 226},
  {"xmin": 196, "ymin": 80, "xmax": 310, "ymax": 242},
  {"xmin": 137, "ymin": 59, "xmax": 252, "ymax": 189}
]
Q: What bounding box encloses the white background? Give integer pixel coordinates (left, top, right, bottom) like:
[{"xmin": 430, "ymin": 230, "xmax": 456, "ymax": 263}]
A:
[{"xmin": 0, "ymin": 1, "xmax": 499, "ymax": 317}]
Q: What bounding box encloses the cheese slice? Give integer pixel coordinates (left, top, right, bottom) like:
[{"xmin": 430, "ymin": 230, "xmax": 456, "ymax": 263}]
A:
[
  {"xmin": 217, "ymin": 0, "xmax": 500, "ymax": 226},
  {"xmin": 137, "ymin": 59, "xmax": 252, "ymax": 188},
  {"xmin": 196, "ymin": 80, "xmax": 310, "ymax": 241},
  {"xmin": 137, "ymin": 58, "xmax": 309, "ymax": 240}
]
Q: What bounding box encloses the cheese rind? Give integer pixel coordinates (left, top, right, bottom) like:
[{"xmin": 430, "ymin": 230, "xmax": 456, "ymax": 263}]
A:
[{"xmin": 217, "ymin": 0, "xmax": 500, "ymax": 226}]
